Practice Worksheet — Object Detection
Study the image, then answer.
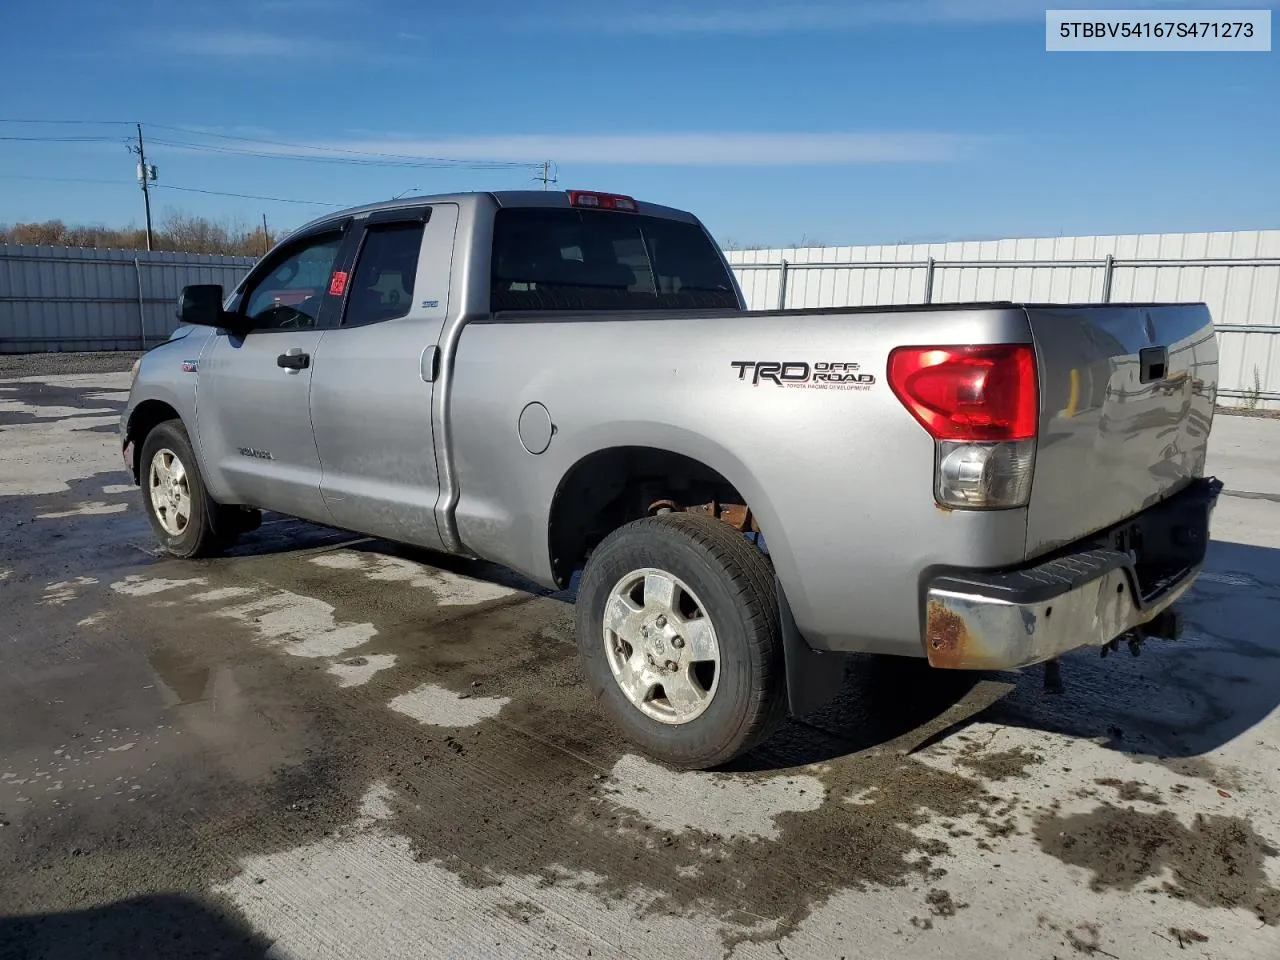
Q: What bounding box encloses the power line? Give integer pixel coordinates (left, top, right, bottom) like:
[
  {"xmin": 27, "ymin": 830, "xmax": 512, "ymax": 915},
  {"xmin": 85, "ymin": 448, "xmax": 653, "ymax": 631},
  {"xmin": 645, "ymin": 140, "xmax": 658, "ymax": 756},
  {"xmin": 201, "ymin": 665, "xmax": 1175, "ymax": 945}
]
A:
[
  {"xmin": 0, "ymin": 119, "xmax": 132, "ymax": 125},
  {"xmin": 153, "ymin": 183, "xmax": 342, "ymax": 206},
  {"xmin": 0, "ymin": 173, "xmax": 341, "ymax": 207},
  {"xmin": 0, "ymin": 135, "xmax": 120, "ymax": 143},
  {"xmin": 0, "ymin": 174, "xmax": 133, "ymax": 185}
]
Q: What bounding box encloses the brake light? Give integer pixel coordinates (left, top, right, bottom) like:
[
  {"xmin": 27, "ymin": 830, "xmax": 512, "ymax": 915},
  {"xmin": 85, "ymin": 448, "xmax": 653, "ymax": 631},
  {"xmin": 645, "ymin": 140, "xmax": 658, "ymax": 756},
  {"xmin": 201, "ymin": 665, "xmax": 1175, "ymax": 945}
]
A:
[
  {"xmin": 887, "ymin": 344, "xmax": 1038, "ymax": 442},
  {"xmin": 567, "ymin": 190, "xmax": 638, "ymax": 212}
]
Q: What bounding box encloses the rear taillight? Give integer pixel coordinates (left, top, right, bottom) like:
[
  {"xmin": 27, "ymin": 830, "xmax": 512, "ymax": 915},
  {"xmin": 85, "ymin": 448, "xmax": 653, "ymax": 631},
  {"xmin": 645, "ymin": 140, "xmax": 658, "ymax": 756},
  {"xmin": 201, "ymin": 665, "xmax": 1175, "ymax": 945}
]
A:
[{"xmin": 888, "ymin": 344, "xmax": 1039, "ymax": 509}]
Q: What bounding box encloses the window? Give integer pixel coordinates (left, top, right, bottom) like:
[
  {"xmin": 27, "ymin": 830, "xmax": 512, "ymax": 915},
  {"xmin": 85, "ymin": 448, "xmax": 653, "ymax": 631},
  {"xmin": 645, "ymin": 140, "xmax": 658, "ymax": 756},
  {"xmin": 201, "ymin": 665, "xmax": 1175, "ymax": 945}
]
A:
[
  {"xmin": 342, "ymin": 222, "xmax": 426, "ymax": 327},
  {"xmin": 241, "ymin": 232, "xmax": 344, "ymax": 331},
  {"xmin": 490, "ymin": 208, "xmax": 739, "ymax": 313}
]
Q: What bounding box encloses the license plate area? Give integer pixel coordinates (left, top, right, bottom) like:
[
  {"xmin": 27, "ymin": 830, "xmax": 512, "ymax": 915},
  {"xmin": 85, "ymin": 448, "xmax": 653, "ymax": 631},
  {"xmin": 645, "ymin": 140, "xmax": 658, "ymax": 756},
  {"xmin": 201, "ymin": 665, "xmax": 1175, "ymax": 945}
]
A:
[{"xmin": 1100, "ymin": 477, "xmax": 1222, "ymax": 604}]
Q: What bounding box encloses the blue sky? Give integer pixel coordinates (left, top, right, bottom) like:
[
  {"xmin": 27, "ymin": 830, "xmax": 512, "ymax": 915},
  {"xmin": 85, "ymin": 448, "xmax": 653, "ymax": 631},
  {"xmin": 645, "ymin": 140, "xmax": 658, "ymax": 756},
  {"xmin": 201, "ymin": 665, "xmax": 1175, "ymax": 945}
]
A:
[{"xmin": 0, "ymin": 0, "xmax": 1275, "ymax": 247}]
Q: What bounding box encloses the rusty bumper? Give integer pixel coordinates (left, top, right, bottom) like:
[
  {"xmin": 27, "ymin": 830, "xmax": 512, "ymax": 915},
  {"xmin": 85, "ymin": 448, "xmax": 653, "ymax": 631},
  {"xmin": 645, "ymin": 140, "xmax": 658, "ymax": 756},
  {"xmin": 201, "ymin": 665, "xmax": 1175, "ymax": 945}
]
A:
[{"xmin": 923, "ymin": 476, "xmax": 1222, "ymax": 670}]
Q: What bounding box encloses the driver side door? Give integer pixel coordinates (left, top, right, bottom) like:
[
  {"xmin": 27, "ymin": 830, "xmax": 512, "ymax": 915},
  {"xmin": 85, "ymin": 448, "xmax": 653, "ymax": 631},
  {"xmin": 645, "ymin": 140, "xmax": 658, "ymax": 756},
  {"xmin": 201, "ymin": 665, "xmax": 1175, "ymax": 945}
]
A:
[{"xmin": 194, "ymin": 221, "xmax": 354, "ymax": 523}]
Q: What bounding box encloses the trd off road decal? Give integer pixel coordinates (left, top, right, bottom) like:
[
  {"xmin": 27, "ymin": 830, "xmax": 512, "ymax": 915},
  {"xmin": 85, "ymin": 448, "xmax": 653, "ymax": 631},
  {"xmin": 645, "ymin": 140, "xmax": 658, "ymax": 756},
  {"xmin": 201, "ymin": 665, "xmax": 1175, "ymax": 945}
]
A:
[{"xmin": 730, "ymin": 361, "xmax": 876, "ymax": 390}]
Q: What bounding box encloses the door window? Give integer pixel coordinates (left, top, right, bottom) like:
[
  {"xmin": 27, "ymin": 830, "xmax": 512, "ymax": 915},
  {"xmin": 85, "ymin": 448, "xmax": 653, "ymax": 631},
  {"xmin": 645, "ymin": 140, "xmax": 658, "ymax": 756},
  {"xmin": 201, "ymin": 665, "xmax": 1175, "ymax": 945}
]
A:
[
  {"xmin": 241, "ymin": 232, "xmax": 345, "ymax": 331},
  {"xmin": 342, "ymin": 222, "xmax": 427, "ymax": 327}
]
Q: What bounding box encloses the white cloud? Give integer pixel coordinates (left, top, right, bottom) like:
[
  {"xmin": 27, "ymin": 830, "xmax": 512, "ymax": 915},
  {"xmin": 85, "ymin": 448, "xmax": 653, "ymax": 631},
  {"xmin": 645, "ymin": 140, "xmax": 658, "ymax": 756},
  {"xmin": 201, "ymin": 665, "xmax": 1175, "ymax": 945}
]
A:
[
  {"xmin": 250, "ymin": 131, "xmax": 984, "ymax": 165},
  {"xmin": 571, "ymin": 0, "xmax": 1254, "ymax": 34},
  {"xmin": 157, "ymin": 29, "xmax": 346, "ymax": 59}
]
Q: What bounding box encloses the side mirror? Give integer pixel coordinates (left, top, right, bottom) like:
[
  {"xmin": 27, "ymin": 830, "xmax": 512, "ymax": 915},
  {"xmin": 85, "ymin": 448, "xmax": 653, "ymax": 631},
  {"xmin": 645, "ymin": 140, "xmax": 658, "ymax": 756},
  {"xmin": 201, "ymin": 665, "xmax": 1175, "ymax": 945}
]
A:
[{"xmin": 177, "ymin": 284, "xmax": 227, "ymax": 327}]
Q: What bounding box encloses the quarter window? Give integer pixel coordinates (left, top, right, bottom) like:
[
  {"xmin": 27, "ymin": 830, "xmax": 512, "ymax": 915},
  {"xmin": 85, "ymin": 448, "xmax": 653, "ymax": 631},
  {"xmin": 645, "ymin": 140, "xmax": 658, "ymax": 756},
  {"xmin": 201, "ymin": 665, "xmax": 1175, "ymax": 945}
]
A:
[{"xmin": 342, "ymin": 222, "xmax": 427, "ymax": 327}]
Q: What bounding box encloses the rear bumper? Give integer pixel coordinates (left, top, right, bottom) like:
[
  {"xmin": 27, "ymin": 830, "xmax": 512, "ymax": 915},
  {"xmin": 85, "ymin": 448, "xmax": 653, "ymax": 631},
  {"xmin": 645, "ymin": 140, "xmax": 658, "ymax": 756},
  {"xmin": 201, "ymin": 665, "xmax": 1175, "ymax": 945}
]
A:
[{"xmin": 923, "ymin": 475, "xmax": 1223, "ymax": 670}]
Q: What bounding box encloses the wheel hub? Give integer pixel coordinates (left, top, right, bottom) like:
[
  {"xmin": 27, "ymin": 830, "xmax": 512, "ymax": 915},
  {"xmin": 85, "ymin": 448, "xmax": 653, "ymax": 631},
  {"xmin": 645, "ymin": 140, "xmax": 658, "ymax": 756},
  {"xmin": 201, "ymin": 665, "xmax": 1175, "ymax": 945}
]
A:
[{"xmin": 600, "ymin": 567, "xmax": 720, "ymax": 724}]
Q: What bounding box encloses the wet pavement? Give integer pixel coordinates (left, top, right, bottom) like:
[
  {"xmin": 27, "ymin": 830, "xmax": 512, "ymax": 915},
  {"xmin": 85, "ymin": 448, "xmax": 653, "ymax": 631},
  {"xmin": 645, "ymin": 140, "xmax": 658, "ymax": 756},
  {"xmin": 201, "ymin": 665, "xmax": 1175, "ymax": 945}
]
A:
[{"xmin": 2, "ymin": 360, "xmax": 1278, "ymax": 960}]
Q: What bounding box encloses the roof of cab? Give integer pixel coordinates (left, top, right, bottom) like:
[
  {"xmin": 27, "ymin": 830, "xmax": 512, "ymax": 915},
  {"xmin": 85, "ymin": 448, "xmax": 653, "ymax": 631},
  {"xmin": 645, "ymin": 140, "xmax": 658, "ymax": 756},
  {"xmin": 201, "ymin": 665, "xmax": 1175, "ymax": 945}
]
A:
[{"xmin": 284, "ymin": 189, "xmax": 701, "ymax": 242}]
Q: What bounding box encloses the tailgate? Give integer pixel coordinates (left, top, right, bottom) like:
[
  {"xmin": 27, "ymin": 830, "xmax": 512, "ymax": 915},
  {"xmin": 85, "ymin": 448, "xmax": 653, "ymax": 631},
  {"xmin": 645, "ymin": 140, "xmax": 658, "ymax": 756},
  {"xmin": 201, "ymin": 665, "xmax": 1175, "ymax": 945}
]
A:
[{"xmin": 1023, "ymin": 303, "xmax": 1218, "ymax": 557}]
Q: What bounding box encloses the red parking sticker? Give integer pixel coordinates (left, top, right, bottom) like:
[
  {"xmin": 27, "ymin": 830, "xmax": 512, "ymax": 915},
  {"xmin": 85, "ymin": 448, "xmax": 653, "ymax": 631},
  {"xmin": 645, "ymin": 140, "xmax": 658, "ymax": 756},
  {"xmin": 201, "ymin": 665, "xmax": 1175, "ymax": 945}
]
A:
[{"xmin": 329, "ymin": 271, "xmax": 349, "ymax": 296}]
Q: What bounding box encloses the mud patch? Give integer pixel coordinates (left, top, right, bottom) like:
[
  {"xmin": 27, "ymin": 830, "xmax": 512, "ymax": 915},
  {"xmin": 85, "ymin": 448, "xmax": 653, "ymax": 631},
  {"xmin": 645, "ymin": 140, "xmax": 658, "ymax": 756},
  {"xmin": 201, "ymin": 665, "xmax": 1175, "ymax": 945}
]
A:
[
  {"xmin": 1035, "ymin": 804, "xmax": 1280, "ymax": 923},
  {"xmin": 924, "ymin": 888, "xmax": 967, "ymax": 917},
  {"xmin": 954, "ymin": 743, "xmax": 1044, "ymax": 782},
  {"xmin": 1169, "ymin": 927, "xmax": 1209, "ymax": 947},
  {"xmin": 1146, "ymin": 756, "xmax": 1247, "ymax": 794},
  {"xmin": 1064, "ymin": 922, "xmax": 1114, "ymax": 957},
  {"xmin": 1093, "ymin": 778, "xmax": 1163, "ymax": 805},
  {"xmin": 603, "ymin": 754, "xmax": 824, "ymax": 842}
]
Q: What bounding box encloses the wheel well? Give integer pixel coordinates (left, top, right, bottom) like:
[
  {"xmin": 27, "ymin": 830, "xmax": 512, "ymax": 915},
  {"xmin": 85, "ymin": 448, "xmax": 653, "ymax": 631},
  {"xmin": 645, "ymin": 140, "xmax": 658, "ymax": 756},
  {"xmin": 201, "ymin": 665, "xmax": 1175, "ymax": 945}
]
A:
[
  {"xmin": 126, "ymin": 400, "xmax": 180, "ymax": 482},
  {"xmin": 547, "ymin": 446, "xmax": 762, "ymax": 588}
]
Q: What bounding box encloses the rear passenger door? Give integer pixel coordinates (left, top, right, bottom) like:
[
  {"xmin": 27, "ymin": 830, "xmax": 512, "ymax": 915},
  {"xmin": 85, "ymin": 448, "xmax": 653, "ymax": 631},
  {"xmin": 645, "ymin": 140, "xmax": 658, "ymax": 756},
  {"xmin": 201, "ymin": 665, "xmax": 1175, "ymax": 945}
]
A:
[{"xmin": 310, "ymin": 203, "xmax": 459, "ymax": 550}]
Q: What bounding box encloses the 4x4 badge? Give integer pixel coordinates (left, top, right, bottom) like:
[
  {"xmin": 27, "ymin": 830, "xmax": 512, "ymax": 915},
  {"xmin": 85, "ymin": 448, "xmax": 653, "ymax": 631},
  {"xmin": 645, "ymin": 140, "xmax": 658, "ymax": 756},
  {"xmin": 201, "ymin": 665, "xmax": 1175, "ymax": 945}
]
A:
[{"xmin": 181, "ymin": 360, "xmax": 199, "ymax": 373}]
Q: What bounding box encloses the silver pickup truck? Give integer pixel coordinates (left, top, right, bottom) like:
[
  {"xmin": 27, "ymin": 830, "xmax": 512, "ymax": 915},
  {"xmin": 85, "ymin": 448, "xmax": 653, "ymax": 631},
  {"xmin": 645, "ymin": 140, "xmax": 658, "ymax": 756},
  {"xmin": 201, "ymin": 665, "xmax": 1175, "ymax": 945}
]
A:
[{"xmin": 120, "ymin": 189, "xmax": 1222, "ymax": 769}]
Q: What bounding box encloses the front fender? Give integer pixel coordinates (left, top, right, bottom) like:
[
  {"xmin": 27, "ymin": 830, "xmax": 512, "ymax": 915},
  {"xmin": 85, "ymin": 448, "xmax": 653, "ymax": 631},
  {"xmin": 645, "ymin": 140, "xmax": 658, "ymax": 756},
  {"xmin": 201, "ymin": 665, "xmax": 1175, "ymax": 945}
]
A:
[{"xmin": 120, "ymin": 328, "xmax": 217, "ymax": 489}]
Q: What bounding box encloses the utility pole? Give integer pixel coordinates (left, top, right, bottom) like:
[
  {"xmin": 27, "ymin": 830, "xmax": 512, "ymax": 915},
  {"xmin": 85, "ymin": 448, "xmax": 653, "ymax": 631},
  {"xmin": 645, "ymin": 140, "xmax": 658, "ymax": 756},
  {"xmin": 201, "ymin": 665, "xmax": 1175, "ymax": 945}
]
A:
[
  {"xmin": 261, "ymin": 213, "xmax": 270, "ymax": 256},
  {"xmin": 537, "ymin": 160, "xmax": 557, "ymax": 191},
  {"xmin": 129, "ymin": 124, "xmax": 156, "ymax": 251}
]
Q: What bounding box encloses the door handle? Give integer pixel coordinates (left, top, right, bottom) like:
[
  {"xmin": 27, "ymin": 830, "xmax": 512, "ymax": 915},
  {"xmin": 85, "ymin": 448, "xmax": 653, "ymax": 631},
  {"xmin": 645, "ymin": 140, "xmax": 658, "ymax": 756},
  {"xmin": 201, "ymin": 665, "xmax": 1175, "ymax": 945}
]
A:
[{"xmin": 277, "ymin": 350, "xmax": 310, "ymax": 372}]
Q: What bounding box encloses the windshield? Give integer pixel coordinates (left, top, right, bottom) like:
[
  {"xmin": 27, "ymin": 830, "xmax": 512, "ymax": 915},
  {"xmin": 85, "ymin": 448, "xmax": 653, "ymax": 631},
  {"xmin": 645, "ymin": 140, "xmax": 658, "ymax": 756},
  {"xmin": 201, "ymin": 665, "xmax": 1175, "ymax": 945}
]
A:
[{"xmin": 490, "ymin": 207, "xmax": 740, "ymax": 313}]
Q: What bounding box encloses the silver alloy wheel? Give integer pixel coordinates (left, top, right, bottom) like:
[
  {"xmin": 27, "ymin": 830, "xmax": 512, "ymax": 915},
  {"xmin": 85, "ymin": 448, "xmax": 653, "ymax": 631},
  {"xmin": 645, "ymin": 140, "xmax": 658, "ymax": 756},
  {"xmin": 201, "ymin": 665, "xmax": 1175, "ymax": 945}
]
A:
[
  {"xmin": 602, "ymin": 567, "xmax": 720, "ymax": 725},
  {"xmin": 148, "ymin": 447, "xmax": 193, "ymax": 537}
]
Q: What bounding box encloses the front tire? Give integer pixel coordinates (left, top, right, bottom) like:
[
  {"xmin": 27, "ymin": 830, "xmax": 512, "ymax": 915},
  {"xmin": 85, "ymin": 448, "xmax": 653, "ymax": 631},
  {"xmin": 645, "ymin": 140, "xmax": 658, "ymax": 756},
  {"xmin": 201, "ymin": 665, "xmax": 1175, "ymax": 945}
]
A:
[
  {"xmin": 575, "ymin": 513, "xmax": 786, "ymax": 770},
  {"xmin": 139, "ymin": 419, "xmax": 232, "ymax": 559}
]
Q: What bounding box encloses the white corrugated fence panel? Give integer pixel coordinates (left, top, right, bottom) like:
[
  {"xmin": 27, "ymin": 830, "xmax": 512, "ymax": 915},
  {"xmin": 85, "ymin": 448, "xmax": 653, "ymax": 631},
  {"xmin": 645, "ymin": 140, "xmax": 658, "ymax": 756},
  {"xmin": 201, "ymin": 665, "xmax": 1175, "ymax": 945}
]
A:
[{"xmin": 1, "ymin": 245, "xmax": 256, "ymax": 353}]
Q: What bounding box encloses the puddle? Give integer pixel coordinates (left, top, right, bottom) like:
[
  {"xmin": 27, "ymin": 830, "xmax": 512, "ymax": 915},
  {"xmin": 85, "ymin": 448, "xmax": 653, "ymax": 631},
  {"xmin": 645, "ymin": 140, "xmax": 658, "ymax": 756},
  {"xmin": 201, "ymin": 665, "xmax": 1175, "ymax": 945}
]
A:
[
  {"xmin": 149, "ymin": 648, "xmax": 214, "ymax": 705},
  {"xmin": 311, "ymin": 551, "xmax": 518, "ymax": 606}
]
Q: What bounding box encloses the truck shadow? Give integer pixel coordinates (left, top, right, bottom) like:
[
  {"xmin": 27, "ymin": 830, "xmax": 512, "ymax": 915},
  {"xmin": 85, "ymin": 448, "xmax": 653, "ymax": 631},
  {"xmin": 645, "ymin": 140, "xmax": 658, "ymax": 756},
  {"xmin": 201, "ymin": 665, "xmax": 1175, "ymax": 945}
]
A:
[
  {"xmin": 0, "ymin": 892, "xmax": 267, "ymax": 960},
  {"xmin": 963, "ymin": 537, "xmax": 1280, "ymax": 762},
  {"xmin": 726, "ymin": 538, "xmax": 1280, "ymax": 772}
]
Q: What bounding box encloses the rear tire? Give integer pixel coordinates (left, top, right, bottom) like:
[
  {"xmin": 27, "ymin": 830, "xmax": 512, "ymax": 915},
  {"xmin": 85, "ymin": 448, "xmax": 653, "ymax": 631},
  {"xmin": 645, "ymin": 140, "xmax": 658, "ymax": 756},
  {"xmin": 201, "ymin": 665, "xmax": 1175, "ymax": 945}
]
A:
[
  {"xmin": 575, "ymin": 512, "xmax": 786, "ymax": 770},
  {"xmin": 139, "ymin": 418, "xmax": 237, "ymax": 559}
]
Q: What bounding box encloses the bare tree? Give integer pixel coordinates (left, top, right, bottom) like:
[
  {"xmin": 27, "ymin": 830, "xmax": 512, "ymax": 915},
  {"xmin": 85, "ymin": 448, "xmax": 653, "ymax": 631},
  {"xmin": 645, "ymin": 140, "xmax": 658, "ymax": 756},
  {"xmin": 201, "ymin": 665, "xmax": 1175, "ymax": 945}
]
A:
[{"xmin": 0, "ymin": 209, "xmax": 287, "ymax": 256}]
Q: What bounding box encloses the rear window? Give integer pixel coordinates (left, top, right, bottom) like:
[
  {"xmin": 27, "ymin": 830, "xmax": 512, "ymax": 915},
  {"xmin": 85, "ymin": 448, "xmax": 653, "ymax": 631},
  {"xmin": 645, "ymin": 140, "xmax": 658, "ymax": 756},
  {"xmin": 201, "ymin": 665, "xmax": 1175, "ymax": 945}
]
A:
[{"xmin": 490, "ymin": 208, "xmax": 739, "ymax": 313}]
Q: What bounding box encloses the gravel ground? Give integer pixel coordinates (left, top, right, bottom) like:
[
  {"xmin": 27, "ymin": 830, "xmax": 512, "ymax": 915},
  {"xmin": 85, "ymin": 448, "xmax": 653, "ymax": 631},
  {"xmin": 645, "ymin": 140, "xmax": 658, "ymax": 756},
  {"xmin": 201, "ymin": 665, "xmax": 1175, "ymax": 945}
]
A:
[{"xmin": 0, "ymin": 352, "xmax": 143, "ymax": 378}]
